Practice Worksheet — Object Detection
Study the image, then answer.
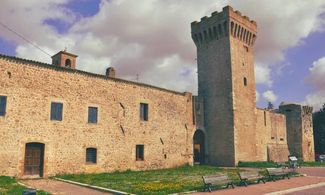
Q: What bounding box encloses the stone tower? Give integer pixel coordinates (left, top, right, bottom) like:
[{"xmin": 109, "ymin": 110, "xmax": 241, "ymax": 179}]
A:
[
  {"xmin": 191, "ymin": 6, "xmax": 258, "ymax": 166},
  {"xmin": 279, "ymin": 103, "xmax": 315, "ymax": 161}
]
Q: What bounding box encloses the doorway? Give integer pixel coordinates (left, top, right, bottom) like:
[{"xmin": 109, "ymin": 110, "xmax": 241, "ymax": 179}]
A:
[
  {"xmin": 24, "ymin": 143, "xmax": 44, "ymax": 177},
  {"xmin": 193, "ymin": 130, "xmax": 205, "ymax": 164}
]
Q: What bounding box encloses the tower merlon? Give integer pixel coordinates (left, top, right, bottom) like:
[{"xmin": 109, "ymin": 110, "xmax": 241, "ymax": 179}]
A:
[{"xmin": 191, "ymin": 5, "xmax": 257, "ymax": 47}]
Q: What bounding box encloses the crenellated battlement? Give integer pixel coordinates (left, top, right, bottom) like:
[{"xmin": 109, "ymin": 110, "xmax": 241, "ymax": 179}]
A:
[
  {"xmin": 302, "ymin": 105, "xmax": 313, "ymax": 115},
  {"xmin": 191, "ymin": 5, "xmax": 257, "ymax": 47}
]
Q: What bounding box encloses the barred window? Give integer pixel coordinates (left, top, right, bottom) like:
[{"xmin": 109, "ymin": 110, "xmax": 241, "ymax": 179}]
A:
[
  {"xmin": 50, "ymin": 102, "xmax": 63, "ymax": 121},
  {"xmin": 86, "ymin": 148, "xmax": 97, "ymax": 164},
  {"xmin": 0, "ymin": 96, "xmax": 7, "ymax": 116}
]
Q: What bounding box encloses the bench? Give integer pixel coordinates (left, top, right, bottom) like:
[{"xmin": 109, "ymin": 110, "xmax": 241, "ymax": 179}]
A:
[
  {"xmin": 237, "ymin": 171, "xmax": 266, "ymax": 186},
  {"xmin": 202, "ymin": 174, "xmax": 235, "ymax": 192},
  {"xmin": 276, "ymin": 162, "xmax": 288, "ymax": 168},
  {"xmin": 266, "ymin": 168, "xmax": 290, "ymax": 181}
]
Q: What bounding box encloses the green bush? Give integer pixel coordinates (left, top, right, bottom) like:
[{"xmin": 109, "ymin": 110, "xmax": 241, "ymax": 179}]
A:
[{"xmin": 237, "ymin": 161, "xmax": 278, "ymax": 168}]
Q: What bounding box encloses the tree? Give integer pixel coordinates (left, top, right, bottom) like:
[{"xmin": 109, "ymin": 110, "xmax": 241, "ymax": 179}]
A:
[
  {"xmin": 313, "ymin": 103, "xmax": 325, "ymax": 154},
  {"xmin": 267, "ymin": 102, "xmax": 274, "ymax": 110}
]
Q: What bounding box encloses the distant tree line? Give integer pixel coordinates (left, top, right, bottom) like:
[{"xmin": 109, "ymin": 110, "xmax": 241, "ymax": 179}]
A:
[{"xmin": 313, "ymin": 104, "xmax": 325, "ymax": 154}]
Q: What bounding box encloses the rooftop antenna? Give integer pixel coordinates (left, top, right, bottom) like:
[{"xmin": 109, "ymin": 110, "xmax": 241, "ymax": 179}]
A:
[{"xmin": 0, "ymin": 21, "xmax": 52, "ymax": 57}]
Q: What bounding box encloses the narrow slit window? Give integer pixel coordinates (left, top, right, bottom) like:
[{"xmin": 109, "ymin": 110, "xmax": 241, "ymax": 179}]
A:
[
  {"xmin": 218, "ymin": 24, "xmax": 223, "ymax": 37},
  {"xmin": 208, "ymin": 28, "xmax": 213, "ymax": 40},
  {"xmin": 86, "ymin": 148, "xmax": 97, "ymax": 164},
  {"xmin": 244, "ymin": 77, "xmax": 247, "ymax": 86},
  {"xmin": 213, "ymin": 26, "xmax": 218, "ymax": 39},
  {"xmin": 223, "ymin": 21, "xmax": 228, "ymax": 36},
  {"xmin": 0, "ymin": 96, "xmax": 7, "ymax": 116},
  {"xmin": 140, "ymin": 103, "xmax": 148, "ymax": 121},
  {"xmin": 136, "ymin": 145, "xmax": 144, "ymax": 161}
]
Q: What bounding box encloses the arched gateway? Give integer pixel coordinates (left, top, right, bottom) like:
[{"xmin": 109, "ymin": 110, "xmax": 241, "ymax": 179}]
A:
[
  {"xmin": 24, "ymin": 142, "xmax": 45, "ymax": 177},
  {"xmin": 193, "ymin": 130, "xmax": 205, "ymax": 164}
]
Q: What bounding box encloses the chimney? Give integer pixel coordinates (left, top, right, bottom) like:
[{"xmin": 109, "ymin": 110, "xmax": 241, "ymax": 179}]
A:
[{"xmin": 106, "ymin": 67, "xmax": 116, "ymax": 78}]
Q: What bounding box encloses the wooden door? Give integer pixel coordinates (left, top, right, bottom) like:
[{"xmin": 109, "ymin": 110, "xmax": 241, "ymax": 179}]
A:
[{"xmin": 24, "ymin": 143, "xmax": 44, "ymax": 176}]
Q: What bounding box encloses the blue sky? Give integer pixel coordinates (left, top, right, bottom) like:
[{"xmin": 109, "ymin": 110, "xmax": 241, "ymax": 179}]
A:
[{"xmin": 1, "ymin": 0, "xmax": 325, "ymax": 110}]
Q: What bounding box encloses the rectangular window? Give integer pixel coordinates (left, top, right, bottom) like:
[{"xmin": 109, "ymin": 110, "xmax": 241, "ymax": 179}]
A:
[
  {"xmin": 140, "ymin": 103, "xmax": 148, "ymax": 121},
  {"xmin": 136, "ymin": 145, "xmax": 144, "ymax": 161},
  {"xmin": 50, "ymin": 102, "xmax": 63, "ymax": 121},
  {"xmin": 0, "ymin": 96, "xmax": 7, "ymax": 116},
  {"xmin": 88, "ymin": 107, "xmax": 98, "ymax": 123},
  {"xmin": 86, "ymin": 148, "xmax": 97, "ymax": 164}
]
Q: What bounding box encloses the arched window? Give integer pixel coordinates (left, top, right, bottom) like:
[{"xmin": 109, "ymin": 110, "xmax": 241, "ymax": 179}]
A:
[
  {"xmin": 86, "ymin": 148, "xmax": 97, "ymax": 164},
  {"xmin": 244, "ymin": 77, "xmax": 247, "ymax": 86},
  {"xmin": 65, "ymin": 59, "xmax": 71, "ymax": 68}
]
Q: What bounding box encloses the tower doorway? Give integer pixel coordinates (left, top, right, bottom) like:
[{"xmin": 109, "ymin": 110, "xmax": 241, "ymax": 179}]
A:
[
  {"xmin": 24, "ymin": 143, "xmax": 44, "ymax": 177},
  {"xmin": 193, "ymin": 130, "xmax": 205, "ymax": 164}
]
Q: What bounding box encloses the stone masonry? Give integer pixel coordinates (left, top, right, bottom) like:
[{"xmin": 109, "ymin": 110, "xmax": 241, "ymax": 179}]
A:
[
  {"xmin": 279, "ymin": 103, "xmax": 315, "ymax": 161},
  {"xmin": 192, "ymin": 6, "xmax": 314, "ymax": 166},
  {"xmin": 0, "ymin": 5, "xmax": 315, "ymax": 177},
  {"xmin": 0, "ymin": 53, "xmax": 195, "ymax": 177}
]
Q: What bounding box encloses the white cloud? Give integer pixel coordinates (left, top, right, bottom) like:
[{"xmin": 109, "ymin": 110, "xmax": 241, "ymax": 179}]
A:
[
  {"xmin": 307, "ymin": 57, "xmax": 325, "ymax": 89},
  {"xmin": 263, "ymin": 90, "xmax": 278, "ymax": 103},
  {"xmin": 255, "ymin": 64, "xmax": 272, "ymax": 86},
  {"xmin": 305, "ymin": 91, "xmax": 325, "ymax": 111},
  {"xmin": 230, "ymin": 0, "xmax": 325, "ymax": 87},
  {"xmin": 256, "ymin": 90, "xmax": 260, "ymax": 102},
  {"xmin": 304, "ymin": 56, "xmax": 325, "ymax": 110},
  {"xmin": 0, "ymin": 0, "xmax": 325, "ymax": 96}
]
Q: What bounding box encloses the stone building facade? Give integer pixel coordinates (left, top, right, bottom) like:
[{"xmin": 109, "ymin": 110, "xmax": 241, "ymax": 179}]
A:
[
  {"xmin": 191, "ymin": 6, "xmax": 314, "ymax": 166},
  {"xmin": 0, "ymin": 52, "xmax": 195, "ymax": 178},
  {"xmin": 0, "ymin": 5, "xmax": 315, "ymax": 177}
]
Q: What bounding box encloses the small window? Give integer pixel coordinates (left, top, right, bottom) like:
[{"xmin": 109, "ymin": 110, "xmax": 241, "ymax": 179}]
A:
[
  {"xmin": 50, "ymin": 102, "xmax": 63, "ymax": 121},
  {"xmin": 136, "ymin": 145, "xmax": 144, "ymax": 161},
  {"xmin": 271, "ymin": 137, "xmax": 275, "ymax": 140},
  {"xmin": 244, "ymin": 45, "xmax": 249, "ymax": 52},
  {"xmin": 88, "ymin": 107, "xmax": 98, "ymax": 123},
  {"xmin": 86, "ymin": 148, "xmax": 97, "ymax": 164},
  {"xmin": 280, "ymin": 138, "xmax": 284, "ymax": 141},
  {"xmin": 65, "ymin": 59, "xmax": 71, "ymax": 68},
  {"xmin": 0, "ymin": 96, "xmax": 7, "ymax": 116},
  {"xmin": 244, "ymin": 77, "xmax": 247, "ymax": 86},
  {"xmin": 140, "ymin": 103, "xmax": 148, "ymax": 121}
]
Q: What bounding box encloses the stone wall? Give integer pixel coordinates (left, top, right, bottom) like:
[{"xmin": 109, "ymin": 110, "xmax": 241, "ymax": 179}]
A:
[
  {"xmin": 0, "ymin": 56, "xmax": 195, "ymax": 177},
  {"xmin": 255, "ymin": 109, "xmax": 289, "ymax": 162},
  {"xmin": 301, "ymin": 106, "xmax": 315, "ymax": 161},
  {"xmin": 279, "ymin": 103, "xmax": 314, "ymax": 161}
]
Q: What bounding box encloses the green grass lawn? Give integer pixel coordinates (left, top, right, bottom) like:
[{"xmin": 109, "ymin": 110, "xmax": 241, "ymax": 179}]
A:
[
  {"xmin": 57, "ymin": 165, "xmax": 241, "ymax": 194},
  {"xmin": 0, "ymin": 176, "xmax": 50, "ymax": 195},
  {"xmin": 238, "ymin": 161, "xmax": 278, "ymax": 168},
  {"xmin": 301, "ymin": 161, "xmax": 325, "ymax": 167}
]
